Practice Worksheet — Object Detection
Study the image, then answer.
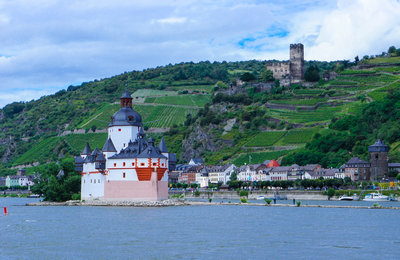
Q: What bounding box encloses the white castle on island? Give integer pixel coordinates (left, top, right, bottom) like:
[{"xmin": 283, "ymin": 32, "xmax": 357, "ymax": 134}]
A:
[{"xmin": 75, "ymin": 90, "xmax": 176, "ymax": 201}]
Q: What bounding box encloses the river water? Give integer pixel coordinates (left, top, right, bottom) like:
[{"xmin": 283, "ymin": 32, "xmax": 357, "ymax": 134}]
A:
[{"xmin": 0, "ymin": 198, "xmax": 399, "ymax": 259}]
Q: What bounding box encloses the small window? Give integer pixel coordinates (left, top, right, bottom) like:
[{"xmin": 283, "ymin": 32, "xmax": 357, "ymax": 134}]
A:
[
  {"xmin": 98, "ymin": 179, "xmax": 100, "ymax": 183},
  {"xmin": 123, "ymin": 162, "xmax": 126, "ymax": 166},
  {"xmin": 162, "ymin": 163, "xmax": 164, "ymax": 167},
  {"xmin": 118, "ymin": 129, "xmax": 121, "ymax": 132},
  {"xmin": 132, "ymin": 163, "xmax": 135, "ymax": 166},
  {"xmin": 123, "ymin": 143, "xmax": 126, "ymax": 147},
  {"xmin": 90, "ymin": 179, "xmax": 92, "ymax": 183},
  {"xmin": 123, "ymin": 173, "xmax": 126, "ymax": 178},
  {"xmin": 114, "ymin": 163, "xmax": 116, "ymax": 167},
  {"xmin": 84, "ymin": 180, "xmax": 86, "ymax": 183},
  {"xmin": 94, "ymin": 179, "xmax": 96, "ymax": 184},
  {"xmin": 141, "ymin": 163, "xmax": 145, "ymax": 166},
  {"xmin": 153, "ymin": 163, "xmax": 157, "ymax": 166}
]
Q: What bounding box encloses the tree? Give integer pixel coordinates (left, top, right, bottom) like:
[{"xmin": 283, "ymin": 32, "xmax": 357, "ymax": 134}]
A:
[
  {"xmin": 388, "ymin": 46, "xmax": 396, "ymax": 55},
  {"xmin": 262, "ymin": 69, "xmax": 274, "ymax": 82},
  {"xmin": 304, "ymin": 65, "xmax": 320, "ymax": 82},
  {"xmin": 327, "ymin": 188, "xmax": 335, "ymax": 200},
  {"xmin": 240, "ymin": 72, "xmax": 256, "ymax": 82},
  {"xmin": 354, "ymin": 56, "xmax": 359, "ymax": 64},
  {"xmin": 396, "ymin": 174, "xmax": 400, "ymax": 181}
]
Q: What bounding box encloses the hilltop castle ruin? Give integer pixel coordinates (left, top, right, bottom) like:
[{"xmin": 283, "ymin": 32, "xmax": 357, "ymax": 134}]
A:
[{"xmin": 266, "ymin": 43, "xmax": 304, "ymax": 86}]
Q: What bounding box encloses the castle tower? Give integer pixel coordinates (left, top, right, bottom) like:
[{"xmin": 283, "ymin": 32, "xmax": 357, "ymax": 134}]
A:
[
  {"xmin": 289, "ymin": 43, "xmax": 304, "ymax": 82},
  {"xmin": 108, "ymin": 90, "xmax": 142, "ymax": 152},
  {"xmin": 368, "ymin": 139, "xmax": 389, "ymax": 181}
]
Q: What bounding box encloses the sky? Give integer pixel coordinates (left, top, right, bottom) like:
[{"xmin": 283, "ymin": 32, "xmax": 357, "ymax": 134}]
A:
[{"xmin": 0, "ymin": 0, "xmax": 400, "ymax": 107}]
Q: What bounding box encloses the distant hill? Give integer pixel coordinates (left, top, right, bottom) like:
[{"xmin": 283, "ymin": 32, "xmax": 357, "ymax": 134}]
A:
[{"xmin": 1, "ymin": 53, "xmax": 400, "ymax": 174}]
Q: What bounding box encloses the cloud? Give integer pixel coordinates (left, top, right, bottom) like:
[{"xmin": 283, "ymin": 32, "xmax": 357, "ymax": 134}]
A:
[
  {"xmin": 152, "ymin": 17, "xmax": 187, "ymax": 24},
  {"xmin": 0, "ymin": 0, "xmax": 399, "ymax": 107}
]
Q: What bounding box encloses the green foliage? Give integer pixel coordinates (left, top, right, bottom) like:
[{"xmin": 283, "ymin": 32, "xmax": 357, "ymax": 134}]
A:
[
  {"xmin": 239, "ymin": 190, "xmax": 248, "ymax": 197},
  {"xmin": 264, "ymin": 198, "xmax": 272, "ymax": 205},
  {"xmin": 30, "ymin": 158, "xmax": 81, "ymax": 202},
  {"xmin": 233, "ymin": 150, "xmax": 291, "ymax": 166},
  {"xmin": 245, "ymin": 131, "xmax": 286, "ymax": 147},
  {"xmin": 304, "ymin": 65, "xmax": 320, "ymax": 82},
  {"xmin": 327, "ymin": 188, "xmax": 336, "ymax": 199},
  {"xmin": 262, "ymin": 69, "xmax": 274, "ymax": 82},
  {"xmin": 280, "ymin": 129, "xmax": 317, "ymax": 144},
  {"xmin": 296, "ymin": 201, "xmax": 301, "ymax": 207},
  {"xmin": 240, "ymin": 198, "xmax": 248, "ymax": 203},
  {"xmin": 240, "ymin": 72, "xmax": 256, "ymax": 82}
]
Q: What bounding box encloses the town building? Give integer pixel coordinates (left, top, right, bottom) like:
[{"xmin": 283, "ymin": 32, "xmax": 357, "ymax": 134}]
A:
[
  {"xmin": 75, "ymin": 90, "xmax": 175, "ymax": 201},
  {"xmin": 344, "ymin": 157, "xmax": 370, "ymax": 181}
]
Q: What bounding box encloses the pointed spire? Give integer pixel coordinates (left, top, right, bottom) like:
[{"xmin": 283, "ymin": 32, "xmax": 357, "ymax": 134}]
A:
[
  {"xmin": 138, "ymin": 127, "xmax": 146, "ymax": 138},
  {"xmin": 148, "ymin": 137, "xmax": 154, "ymax": 147},
  {"xmin": 102, "ymin": 138, "xmax": 117, "ymax": 152},
  {"xmin": 91, "ymin": 147, "xmax": 101, "ymax": 156},
  {"xmin": 158, "ymin": 137, "xmax": 168, "ymax": 153},
  {"xmin": 81, "ymin": 142, "xmax": 92, "ymax": 155}
]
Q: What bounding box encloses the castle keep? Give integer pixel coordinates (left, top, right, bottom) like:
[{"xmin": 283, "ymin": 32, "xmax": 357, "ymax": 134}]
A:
[
  {"xmin": 75, "ymin": 90, "xmax": 176, "ymax": 201},
  {"xmin": 266, "ymin": 43, "xmax": 304, "ymax": 86}
]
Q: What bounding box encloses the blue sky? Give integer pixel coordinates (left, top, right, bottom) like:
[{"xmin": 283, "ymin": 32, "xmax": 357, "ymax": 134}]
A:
[{"xmin": 0, "ymin": 0, "xmax": 400, "ymax": 107}]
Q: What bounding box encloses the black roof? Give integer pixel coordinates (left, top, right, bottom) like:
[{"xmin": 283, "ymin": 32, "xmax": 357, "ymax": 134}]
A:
[
  {"xmin": 109, "ymin": 133, "xmax": 166, "ymax": 160},
  {"xmin": 159, "ymin": 137, "xmax": 168, "ymax": 153},
  {"xmin": 169, "ymin": 153, "xmax": 177, "ymax": 162},
  {"xmin": 121, "ymin": 89, "xmax": 132, "ymax": 99},
  {"xmin": 109, "ymin": 107, "xmax": 142, "ymax": 127},
  {"xmin": 368, "ymin": 139, "xmax": 389, "ymax": 152},
  {"xmin": 81, "ymin": 142, "xmax": 92, "ymax": 155},
  {"xmin": 346, "ymin": 157, "xmax": 370, "ymax": 166},
  {"xmin": 102, "ymin": 138, "xmax": 117, "ymax": 152}
]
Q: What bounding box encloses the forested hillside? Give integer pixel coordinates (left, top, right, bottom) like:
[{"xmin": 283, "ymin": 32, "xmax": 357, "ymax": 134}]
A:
[{"xmin": 1, "ymin": 49, "xmax": 400, "ymax": 175}]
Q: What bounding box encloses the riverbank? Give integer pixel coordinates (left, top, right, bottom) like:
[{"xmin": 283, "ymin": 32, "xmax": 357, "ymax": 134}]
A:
[{"xmin": 25, "ymin": 199, "xmax": 400, "ymax": 210}]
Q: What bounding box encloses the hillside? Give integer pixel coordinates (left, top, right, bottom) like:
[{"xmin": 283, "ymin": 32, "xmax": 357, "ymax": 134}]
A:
[{"xmin": 1, "ymin": 52, "xmax": 400, "ymax": 174}]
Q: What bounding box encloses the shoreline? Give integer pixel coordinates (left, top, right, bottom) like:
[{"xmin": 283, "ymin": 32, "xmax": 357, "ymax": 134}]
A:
[{"xmin": 25, "ymin": 200, "xmax": 400, "ymax": 210}]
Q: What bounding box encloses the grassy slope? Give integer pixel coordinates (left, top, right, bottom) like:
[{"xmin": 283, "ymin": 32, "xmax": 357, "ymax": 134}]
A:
[{"xmin": 11, "ymin": 56, "xmax": 400, "ymax": 167}]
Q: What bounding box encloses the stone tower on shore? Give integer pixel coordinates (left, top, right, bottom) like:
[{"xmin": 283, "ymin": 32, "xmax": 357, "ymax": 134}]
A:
[
  {"xmin": 368, "ymin": 139, "xmax": 389, "ymax": 181},
  {"xmin": 289, "ymin": 43, "xmax": 304, "ymax": 83}
]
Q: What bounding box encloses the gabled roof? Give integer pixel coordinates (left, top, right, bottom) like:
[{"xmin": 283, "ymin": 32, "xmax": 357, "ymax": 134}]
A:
[
  {"xmin": 102, "ymin": 138, "xmax": 117, "ymax": 152},
  {"xmin": 266, "ymin": 160, "xmax": 280, "ymax": 167},
  {"xmin": 346, "ymin": 157, "xmax": 370, "ymax": 165},
  {"xmin": 159, "ymin": 137, "xmax": 168, "ymax": 153},
  {"xmin": 81, "ymin": 142, "xmax": 92, "ymax": 155}
]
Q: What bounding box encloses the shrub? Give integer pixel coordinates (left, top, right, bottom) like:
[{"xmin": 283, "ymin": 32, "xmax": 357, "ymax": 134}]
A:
[
  {"xmin": 194, "ymin": 190, "xmax": 200, "ymax": 197},
  {"xmin": 71, "ymin": 193, "xmax": 81, "ymax": 200},
  {"xmin": 296, "ymin": 201, "xmax": 301, "ymax": 207},
  {"xmin": 264, "ymin": 198, "xmax": 272, "ymax": 205},
  {"xmin": 209, "ymin": 198, "xmax": 212, "ymax": 203},
  {"xmin": 239, "ymin": 190, "xmax": 248, "ymax": 197},
  {"xmin": 240, "ymin": 198, "xmax": 247, "ymax": 203}
]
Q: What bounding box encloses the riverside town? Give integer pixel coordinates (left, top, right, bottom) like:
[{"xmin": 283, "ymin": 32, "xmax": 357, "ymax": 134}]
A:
[{"xmin": 2, "ymin": 2, "xmax": 400, "ymax": 257}]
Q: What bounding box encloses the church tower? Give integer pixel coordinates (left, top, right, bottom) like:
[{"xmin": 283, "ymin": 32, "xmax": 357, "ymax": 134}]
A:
[{"xmin": 368, "ymin": 139, "xmax": 389, "ymax": 181}]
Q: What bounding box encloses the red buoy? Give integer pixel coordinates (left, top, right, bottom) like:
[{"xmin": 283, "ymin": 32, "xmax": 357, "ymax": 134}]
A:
[{"xmin": 3, "ymin": 207, "xmax": 7, "ymax": 215}]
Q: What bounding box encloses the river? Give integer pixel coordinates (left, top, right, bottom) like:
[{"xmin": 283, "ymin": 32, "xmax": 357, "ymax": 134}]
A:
[{"xmin": 0, "ymin": 198, "xmax": 399, "ymax": 259}]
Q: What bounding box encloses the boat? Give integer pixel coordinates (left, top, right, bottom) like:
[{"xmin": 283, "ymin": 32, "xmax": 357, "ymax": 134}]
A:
[
  {"xmin": 339, "ymin": 194, "xmax": 360, "ymax": 201},
  {"xmin": 363, "ymin": 193, "xmax": 389, "ymax": 202},
  {"xmin": 256, "ymin": 196, "xmax": 265, "ymax": 200},
  {"xmin": 339, "ymin": 195, "xmax": 354, "ymax": 201}
]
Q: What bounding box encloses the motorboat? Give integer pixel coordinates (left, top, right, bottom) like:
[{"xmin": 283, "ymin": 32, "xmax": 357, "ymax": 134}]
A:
[
  {"xmin": 256, "ymin": 196, "xmax": 265, "ymax": 200},
  {"xmin": 339, "ymin": 195, "xmax": 355, "ymax": 201},
  {"xmin": 363, "ymin": 193, "xmax": 389, "ymax": 202}
]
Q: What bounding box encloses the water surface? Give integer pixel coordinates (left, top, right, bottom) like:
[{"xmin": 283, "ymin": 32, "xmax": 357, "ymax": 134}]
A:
[{"xmin": 0, "ymin": 198, "xmax": 399, "ymax": 259}]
